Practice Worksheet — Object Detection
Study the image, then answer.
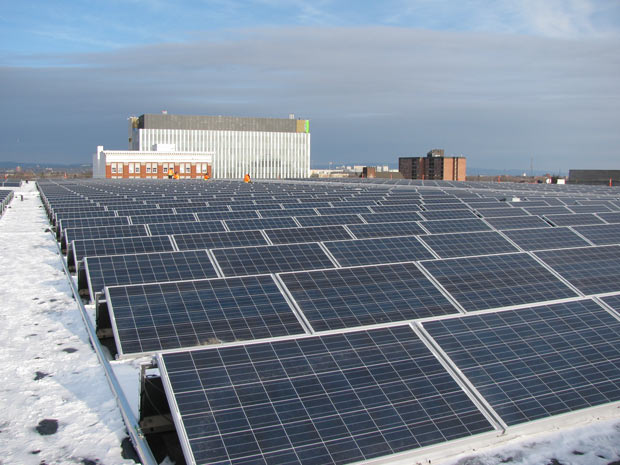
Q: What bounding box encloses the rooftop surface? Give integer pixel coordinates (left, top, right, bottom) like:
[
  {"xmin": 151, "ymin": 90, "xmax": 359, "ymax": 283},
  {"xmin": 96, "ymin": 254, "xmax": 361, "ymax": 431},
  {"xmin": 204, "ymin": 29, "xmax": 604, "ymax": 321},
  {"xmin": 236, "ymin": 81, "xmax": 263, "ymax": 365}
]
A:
[{"xmin": 2, "ymin": 179, "xmax": 620, "ymax": 465}]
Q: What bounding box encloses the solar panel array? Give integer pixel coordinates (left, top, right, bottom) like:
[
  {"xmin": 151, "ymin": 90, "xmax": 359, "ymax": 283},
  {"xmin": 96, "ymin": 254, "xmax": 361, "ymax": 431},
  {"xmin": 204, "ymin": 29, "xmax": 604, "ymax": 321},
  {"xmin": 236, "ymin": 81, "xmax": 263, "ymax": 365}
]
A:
[{"xmin": 38, "ymin": 178, "xmax": 620, "ymax": 465}]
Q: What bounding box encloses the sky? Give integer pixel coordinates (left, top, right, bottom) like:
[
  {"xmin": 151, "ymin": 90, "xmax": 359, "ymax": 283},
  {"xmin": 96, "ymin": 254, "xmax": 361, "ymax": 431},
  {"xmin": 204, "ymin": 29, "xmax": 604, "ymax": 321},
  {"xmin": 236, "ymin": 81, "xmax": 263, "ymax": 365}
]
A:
[{"xmin": 1, "ymin": 0, "xmax": 619, "ymax": 173}]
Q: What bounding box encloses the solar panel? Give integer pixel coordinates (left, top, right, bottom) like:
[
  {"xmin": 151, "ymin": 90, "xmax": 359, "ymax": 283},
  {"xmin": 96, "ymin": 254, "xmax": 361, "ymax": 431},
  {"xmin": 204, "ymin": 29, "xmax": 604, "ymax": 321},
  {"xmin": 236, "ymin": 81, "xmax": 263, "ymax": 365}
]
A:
[
  {"xmin": 158, "ymin": 325, "xmax": 495, "ymax": 465},
  {"xmin": 195, "ymin": 211, "xmax": 260, "ymax": 221},
  {"xmin": 69, "ymin": 235, "xmax": 175, "ymax": 271},
  {"xmin": 264, "ymin": 225, "xmax": 353, "ymax": 244},
  {"xmin": 420, "ymin": 218, "xmax": 492, "ymax": 235},
  {"xmin": 81, "ymin": 250, "xmax": 219, "ymax": 298},
  {"xmin": 224, "ymin": 217, "xmax": 297, "ymax": 231},
  {"xmin": 347, "ymin": 221, "xmax": 426, "ymax": 239},
  {"xmin": 423, "ymin": 299, "xmax": 620, "ymax": 426},
  {"xmin": 106, "ymin": 274, "xmax": 307, "ymax": 356},
  {"xmin": 63, "ymin": 224, "xmax": 149, "ymax": 250},
  {"xmin": 421, "ymin": 203, "xmax": 471, "ymax": 211},
  {"xmin": 259, "ymin": 208, "xmax": 318, "ymax": 218},
  {"xmin": 280, "ymin": 262, "xmax": 459, "ymax": 331},
  {"xmin": 175, "ymin": 205, "xmax": 231, "ymax": 214},
  {"xmin": 419, "ymin": 253, "xmax": 578, "ymax": 311},
  {"xmin": 58, "ymin": 216, "xmax": 130, "ymax": 234},
  {"xmin": 418, "ymin": 210, "xmax": 478, "ymax": 221},
  {"xmin": 524, "ymin": 206, "xmax": 573, "ymax": 216},
  {"xmin": 316, "ymin": 206, "xmax": 372, "ymax": 215},
  {"xmin": 567, "ymin": 205, "xmax": 612, "ymax": 214},
  {"xmin": 543, "ymin": 213, "xmax": 606, "ymax": 227},
  {"xmin": 360, "ymin": 212, "xmax": 422, "ymax": 223},
  {"xmin": 572, "ymin": 224, "xmax": 620, "ymax": 245},
  {"xmin": 484, "ymin": 216, "xmax": 551, "ymax": 231},
  {"xmin": 502, "ymin": 227, "xmax": 590, "ymax": 251},
  {"xmin": 212, "ymin": 243, "xmax": 336, "ymax": 277},
  {"xmin": 418, "ymin": 231, "xmax": 518, "ymax": 258},
  {"xmin": 115, "ymin": 208, "xmax": 175, "ymax": 216},
  {"xmin": 324, "ymin": 236, "xmax": 435, "ymax": 267},
  {"xmin": 369, "ymin": 204, "xmax": 421, "ymax": 213},
  {"xmin": 296, "ymin": 214, "xmax": 364, "ymax": 227},
  {"xmin": 534, "ymin": 245, "xmax": 620, "ymax": 295},
  {"xmin": 474, "ymin": 208, "xmax": 529, "ymax": 218},
  {"xmin": 596, "ymin": 212, "xmax": 620, "ymax": 224},
  {"xmin": 129, "ymin": 213, "xmax": 198, "ymax": 224},
  {"xmin": 147, "ymin": 220, "xmax": 226, "ymax": 236},
  {"xmin": 173, "ymin": 230, "xmax": 268, "ymax": 251}
]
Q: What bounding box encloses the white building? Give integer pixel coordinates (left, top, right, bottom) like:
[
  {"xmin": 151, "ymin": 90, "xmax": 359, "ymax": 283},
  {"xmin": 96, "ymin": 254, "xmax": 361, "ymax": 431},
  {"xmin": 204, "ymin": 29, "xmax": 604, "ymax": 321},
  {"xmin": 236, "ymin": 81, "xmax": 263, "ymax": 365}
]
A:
[{"xmin": 128, "ymin": 113, "xmax": 310, "ymax": 179}]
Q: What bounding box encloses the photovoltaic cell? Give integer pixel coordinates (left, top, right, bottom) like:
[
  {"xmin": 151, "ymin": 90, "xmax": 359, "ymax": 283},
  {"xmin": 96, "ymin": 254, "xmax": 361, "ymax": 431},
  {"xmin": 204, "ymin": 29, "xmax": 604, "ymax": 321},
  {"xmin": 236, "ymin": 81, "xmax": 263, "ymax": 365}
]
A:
[
  {"xmin": 69, "ymin": 235, "xmax": 175, "ymax": 271},
  {"xmin": 212, "ymin": 243, "xmax": 336, "ymax": 277},
  {"xmin": 524, "ymin": 206, "xmax": 573, "ymax": 216},
  {"xmin": 324, "ymin": 236, "xmax": 435, "ymax": 267},
  {"xmin": 63, "ymin": 224, "xmax": 148, "ymax": 249},
  {"xmin": 484, "ymin": 216, "xmax": 551, "ymax": 231},
  {"xmin": 418, "ymin": 210, "xmax": 478, "ymax": 221},
  {"xmin": 147, "ymin": 220, "xmax": 226, "ymax": 236},
  {"xmin": 224, "ymin": 217, "xmax": 297, "ymax": 231},
  {"xmin": 195, "ymin": 211, "xmax": 261, "ymax": 221},
  {"xmin": 474, "ymin": 208, "xmax": 529, "ymax": 218},
  {"xmin": 502, "ymin": 227, "xmax": 590, "ymax": 251},
  {"xmin": 543, "ymin": 213, "xmax": 606, "ymax": 227},
  {"xmin": 82, "ymin": 250, "xmax": 219, "ymax": 297},
  {"xmin": 567, "ymin": 205, "xmax": 612, "ymax": 214},
  {"xmin": 360, "ymin": 212, "xmax": 422, "ymax": 224},
  {"xmin": 264, "ymin": 225, "xmax": 353, "ymax": 244},
  {"xmin": 129, "ymin": 213, "xmax": 198, "ymax": 224},
  {"xmin": 106, "ymin": 275, "xmax": 306, "ymax": 355},
  {"xmin": 423, "ymin": 299, "xmax": 620, "ymax": 426},
  {"xmin": 158, "ymin": 325, "xmax": 494, "ymax": 465},
  {"xmin": 596, "ymin": 212, "xmax": 620, "ymax": 224},
  {"xmin": 296, "ymin": 214, "xmax": 364, "ymax": 227},
  {"xmin": 280, "ymin": 262, "xmax": 459, "ymax": 331},
  {"xmin": 534, "ymin": 245, "xmax": 620, "ymax": 295},
  {"xmin": 316, "ymin": 206, "xmax": 372, "ymax": 215},
  {"xmin": 419, "ymin": 218, "xmax": 492, "ymax": 235},
  {"xmin": 572, "ymin": 224, "xmax": 620, "ymax": 245},
  {"xmin": 420, "ymin": 253, "xmax": 578, "ymax": 311},
  {"xmin": 259, "ymin": 208, "xmax": 318, "ymax": 218},
  {"xmin": 173, "ymin": 230, "xmax": 268, "ymax": 251},
  {"xmin": 418, "ymin": 231, "xmax": 518, "ymax": 258},
  {"xmin": 347, "ymin": 221, "xmax": 425, "ymax": 239}
]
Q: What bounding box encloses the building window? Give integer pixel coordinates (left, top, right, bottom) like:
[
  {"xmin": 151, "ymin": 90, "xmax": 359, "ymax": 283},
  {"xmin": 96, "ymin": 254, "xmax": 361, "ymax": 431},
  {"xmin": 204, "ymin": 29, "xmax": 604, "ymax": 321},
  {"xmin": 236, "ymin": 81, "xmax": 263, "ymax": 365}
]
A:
[
  {"xmin": 111, "ymin": 164, "xmax": 116, "ymax": 174},
  {"xmin": 129, "ymin": 163, "xmax": 134, "ymax": 174},
  {"xmin": 186, "ymin": 163, "xmax": 191, "ymax": 174},
  {"xmin": 117, "ymin": 163, "xmax": 123, "ymax": 174},
  {"xmin": 180, "ymin": 164, "xmax": 185, "ymax": 174},
  {"xmin": 135, "ymin": 164, "xmax": 140, "ymax": 173},
  {"xmin": 152, "ymin": 164, "xmax": 157, "ymax": 174},
  {"xmin": 163, "ymin": 163, "xmax": 168, "ymax": 173},
  {"xmin": 146, "ymin": 163, "xmax": 151, "ymax": 174}
]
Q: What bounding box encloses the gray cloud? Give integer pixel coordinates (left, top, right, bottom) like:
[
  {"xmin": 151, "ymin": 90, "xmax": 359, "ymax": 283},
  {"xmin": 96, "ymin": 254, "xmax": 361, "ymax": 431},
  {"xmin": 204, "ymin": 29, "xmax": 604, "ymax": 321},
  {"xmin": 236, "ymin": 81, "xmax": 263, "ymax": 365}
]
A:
[{"xmin": 1, "ymin": 26, "xmax": 618, "ymax": 172}]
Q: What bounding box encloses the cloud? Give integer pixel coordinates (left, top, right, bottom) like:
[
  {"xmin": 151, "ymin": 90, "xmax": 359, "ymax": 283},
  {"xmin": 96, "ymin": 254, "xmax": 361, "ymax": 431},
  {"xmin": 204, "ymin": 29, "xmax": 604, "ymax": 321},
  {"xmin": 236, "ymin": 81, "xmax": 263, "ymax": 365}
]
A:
[
  {"xmin": 1, "ymin": 26, "xmax": 619, "ymax": 172},
  {"xmin": 387, "ymin": 0, "xmax": 619, "ymax": 38}
]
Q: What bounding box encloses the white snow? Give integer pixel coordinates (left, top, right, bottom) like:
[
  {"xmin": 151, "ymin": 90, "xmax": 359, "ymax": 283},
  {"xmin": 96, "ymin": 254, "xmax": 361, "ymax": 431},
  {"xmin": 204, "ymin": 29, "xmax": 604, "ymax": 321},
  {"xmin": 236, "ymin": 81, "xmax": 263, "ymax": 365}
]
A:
[
  {"xmin": 0, "ymin": 183, "xmax": 135, "ymax": 465},
  {"xmin": 0, "ymin": 182, "xmax": 619, "ymax": 465}
]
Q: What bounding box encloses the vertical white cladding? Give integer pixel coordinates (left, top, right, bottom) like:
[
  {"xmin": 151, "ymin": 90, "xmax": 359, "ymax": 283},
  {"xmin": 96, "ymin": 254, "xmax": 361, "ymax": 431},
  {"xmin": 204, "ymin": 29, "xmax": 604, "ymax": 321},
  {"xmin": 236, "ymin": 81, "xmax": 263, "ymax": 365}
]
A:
[{"xmin": 135, "ymin": 128, "xmax": 309, "ymax": 178}]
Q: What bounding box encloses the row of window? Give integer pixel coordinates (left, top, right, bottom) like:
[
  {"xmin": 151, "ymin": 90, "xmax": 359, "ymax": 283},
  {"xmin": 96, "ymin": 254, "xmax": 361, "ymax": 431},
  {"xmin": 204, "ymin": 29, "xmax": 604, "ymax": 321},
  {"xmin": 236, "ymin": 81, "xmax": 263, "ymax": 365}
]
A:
[{"xmin": 110, "ymin": 163, "xmax": 210, "ymax": 175}]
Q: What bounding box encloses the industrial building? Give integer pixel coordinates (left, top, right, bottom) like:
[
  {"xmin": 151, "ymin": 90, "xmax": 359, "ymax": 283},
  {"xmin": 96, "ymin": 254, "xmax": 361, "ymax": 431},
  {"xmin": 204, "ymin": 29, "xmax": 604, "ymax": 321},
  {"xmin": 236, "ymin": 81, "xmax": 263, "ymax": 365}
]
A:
[
  {"xmin": 93, "ymin": 113, "xmax": 311, "ymax": 179},
  {"xmin": 568, "ymin": 170, "xmax": 620, "ymax": 185},
  {"xmin": 399, "ymin": 149, "xmax": 466, "ymax": 181}
]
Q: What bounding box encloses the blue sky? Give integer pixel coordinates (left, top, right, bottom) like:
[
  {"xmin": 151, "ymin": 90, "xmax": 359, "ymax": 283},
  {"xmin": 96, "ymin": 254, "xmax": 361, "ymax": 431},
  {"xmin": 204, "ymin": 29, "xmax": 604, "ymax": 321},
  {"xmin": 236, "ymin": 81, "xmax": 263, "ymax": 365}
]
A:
[{"xmin": 1, "ymin": 0, "xmax": 619, "ymax": 172}]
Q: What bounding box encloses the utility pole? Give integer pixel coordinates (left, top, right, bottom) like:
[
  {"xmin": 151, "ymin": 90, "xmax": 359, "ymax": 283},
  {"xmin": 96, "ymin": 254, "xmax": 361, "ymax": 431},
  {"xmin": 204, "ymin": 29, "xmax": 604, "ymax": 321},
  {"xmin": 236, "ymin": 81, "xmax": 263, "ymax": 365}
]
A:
[{"xmin": 530, "ymin": 157, "xmax": 534, "ymax": 178}]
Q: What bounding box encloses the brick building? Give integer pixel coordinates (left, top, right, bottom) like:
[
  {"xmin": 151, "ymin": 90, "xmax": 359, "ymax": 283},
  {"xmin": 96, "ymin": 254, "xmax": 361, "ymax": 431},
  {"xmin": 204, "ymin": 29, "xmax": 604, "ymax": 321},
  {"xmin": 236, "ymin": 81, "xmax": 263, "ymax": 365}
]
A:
[{"xmin": 399, "ymin": 149, "xmax": 466, "ymax": 181}]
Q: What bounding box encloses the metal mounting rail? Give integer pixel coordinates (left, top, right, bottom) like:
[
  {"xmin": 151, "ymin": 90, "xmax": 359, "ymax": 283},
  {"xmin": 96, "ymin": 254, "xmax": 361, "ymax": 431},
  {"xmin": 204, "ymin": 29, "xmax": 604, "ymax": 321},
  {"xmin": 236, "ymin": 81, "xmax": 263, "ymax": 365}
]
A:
[{"xmin": 53, "ymin": 236, "xmax": 158, "ymax": 465}]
